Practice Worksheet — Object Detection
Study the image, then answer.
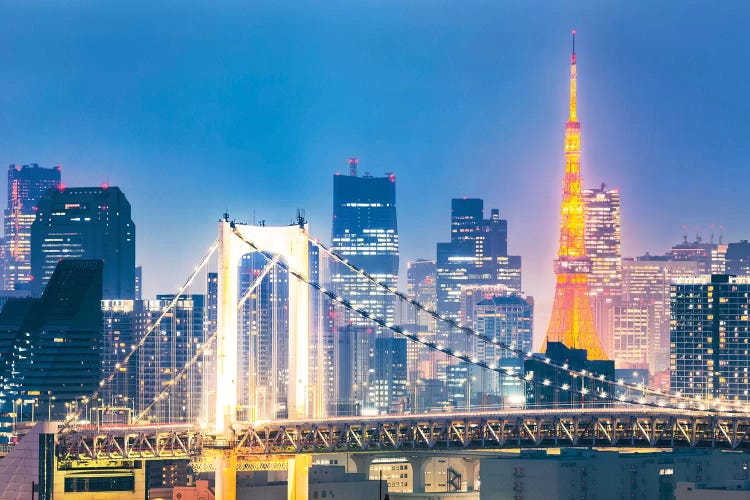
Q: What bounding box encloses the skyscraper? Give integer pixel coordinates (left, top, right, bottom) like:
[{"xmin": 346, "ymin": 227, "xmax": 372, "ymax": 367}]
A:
[
  {"xmin": 139, "ymin": 294, "xmax": 205, "ymax": 422},
  {"xmin": 544, "ymin": 32, "xmax": 606, "ymax": 360},
  {"xmin": 0, "ymin": 260, "xmax": 103, "ymax": 419},
  {"xmin": 331, "ymin": 159, "xmax": 399, "ymax": 326},
  {"xmin": 31, "ymin": 186, "xmax": 136, "ymax": 299},
  {"xmin": 330, "ymin": 159, "xmax": 399, "ymax": 413},
  {"xmin": 473, "ymin": 293, "xmax": 533, "ymax": 405},
  {"xmin": 2, "ymin": 164, "xmax": 61, "ymax": 291},
  {"xmin": 583, "ymin": 184, "xmax": 622, "ymax": 297},
  {"xmin": 583, "ymin": 184, "xmax": 622, "ymax": 363},
  {"xmin": 670, "ymin": 274, "xmax": 750, "ymax": 401},
  {"xmin": 436, "ymin": 200, "xmax": 522, "ymax": 327}
]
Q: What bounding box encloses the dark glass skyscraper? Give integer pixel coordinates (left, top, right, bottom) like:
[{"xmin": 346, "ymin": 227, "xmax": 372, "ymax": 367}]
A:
[
  {"xmin": 331, "ymin": 160, "xmax": 399, "ymax": 324},
  {"xmin": 330, "ymin": 159, "xmax": 399, "ymax": 414},
  {"xmin": 2, "ymin": 164, "xmax": 61, "ymax": 291},
  {"xmin": 436, "ymin": 199, "xmax": 522, "ymax": 338},
  {"xmin": 31, "ymin": 186, "xmax": 135, "ymax": 299},
  {"xmin": 0, "ymin": 259, "xmax": 103, "ymax": 419}
]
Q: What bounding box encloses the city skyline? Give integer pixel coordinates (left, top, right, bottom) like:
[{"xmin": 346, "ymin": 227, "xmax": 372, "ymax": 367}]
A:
[{"xmin": 0, "ymin": 2, "xmax": 747, "ymax": 345}]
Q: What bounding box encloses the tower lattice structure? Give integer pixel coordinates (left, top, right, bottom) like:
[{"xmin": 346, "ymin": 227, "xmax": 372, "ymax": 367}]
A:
[{"xmin": 544, "ymin": 32, "xmax": 607, "ymax": 360}]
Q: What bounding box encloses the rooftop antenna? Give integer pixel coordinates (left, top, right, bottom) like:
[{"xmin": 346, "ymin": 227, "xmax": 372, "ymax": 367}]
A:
[
  {"xmin": 296, "ymin": 208, "xmax": 306, "ymax": 228},
  {"xmin": 222, "ymin": 211, "xmax": 230, "ymax": 222},
  {"xmin": 349, "ymin": 157, "xmax": 358, "ymax": 177}
]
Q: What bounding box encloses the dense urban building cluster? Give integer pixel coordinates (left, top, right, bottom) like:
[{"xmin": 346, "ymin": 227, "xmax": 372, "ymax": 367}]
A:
[{"xmin": 0, "ymin": 32, "xmax": 747, "ymax": 500}]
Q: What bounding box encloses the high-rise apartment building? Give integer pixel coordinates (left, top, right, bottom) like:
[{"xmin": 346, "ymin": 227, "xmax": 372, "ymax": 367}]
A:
[
  {"xmin": 726, "ymin": 240, "xmax": 750, "ymax": 276},
  {"xmin": 2, "ymin": 164, "xmax": 61, "ymax": 291},
  {"xmin": 31, "ymin": 186, "xmax": 136, "ymax": 299},
  {"xmin": 101, "ymin": 299, "xmax": 143, "ymax": 411},
  {"xmin": 583, "ymin": 184, "xmax": 621, "ymax": 357},
  {"xmin": 138, "ymin": 294, "xmax": 205, "ymax": 422},
  {"xmin": 330, "ymin": 159, "xmax": 399, "ymax": 413},
  {"xmin": 670, "ymin": 274, "xmax": 750, "ymax": 401},
  {"xmin": 620, "ymin": 256, "xmax": 699, "ymax": 373},
  {"xmin": 583, "ymin": 184, "xmax": 622, "ymax": 296}
]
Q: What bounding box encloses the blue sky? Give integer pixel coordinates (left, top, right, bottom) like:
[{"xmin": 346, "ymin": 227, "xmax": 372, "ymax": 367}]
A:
[{"xmin": 0, "ymin": 1, "xmax": 748, "ymax": 343}]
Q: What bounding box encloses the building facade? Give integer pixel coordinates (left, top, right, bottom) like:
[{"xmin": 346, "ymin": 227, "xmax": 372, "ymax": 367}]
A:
[
  {"xmin": 620, "ymin": 256, "xmax": 699, "ymax": 373},
  {"xmin": 726, "ymin": 240, "xmax": 750, "ymax": 277},
  {"xmin": 0, "ymin": 260, "xmax": 102, "ymax": 420},
  {"xmin": 330, "ymin": 159, "xmax": 399, "ymax": 413},
  {"xmin": 670, "ymin": 274, "xmax": 750, "ymax": 401},
  {"xmin": 31, "ymin": 186, "xmax": 135, "ymax": 299},
  {"xmin": 138, "ymin": 294, "xmax": 205, "ymax": 422},
  {"xmin": 583, "ymin": 184, "xmax": 622, "ymax": 359},
  {"xmin": 2, "ymin": 164, "xmax": 61, "ymax": 291}
]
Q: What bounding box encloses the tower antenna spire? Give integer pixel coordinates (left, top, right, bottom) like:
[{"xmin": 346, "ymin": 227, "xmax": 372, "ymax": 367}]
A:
[
  {"xmin": 568, "ymin": 29, "xmax": 578, "ymax": 122},
  {"xmin": 572, "ymin": 29, "xmax": 576, "ymax": 55}
]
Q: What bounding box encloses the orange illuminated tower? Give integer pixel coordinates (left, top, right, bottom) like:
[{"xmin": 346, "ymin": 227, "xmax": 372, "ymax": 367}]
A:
[{"xmin": 544, "ymin": 31, "xmax": 607, "ymax": 360}]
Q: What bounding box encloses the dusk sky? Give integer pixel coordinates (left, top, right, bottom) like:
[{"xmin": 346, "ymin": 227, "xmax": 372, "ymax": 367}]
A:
[{"xmin": 0, "ymin": 1, "xmax": 747, "ymax": 345}]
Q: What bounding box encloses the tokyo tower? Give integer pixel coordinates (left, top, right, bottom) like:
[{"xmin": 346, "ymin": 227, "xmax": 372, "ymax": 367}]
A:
[{"xmin": 543, "ymin": 31, "xmax": 607, "ymax": 360}]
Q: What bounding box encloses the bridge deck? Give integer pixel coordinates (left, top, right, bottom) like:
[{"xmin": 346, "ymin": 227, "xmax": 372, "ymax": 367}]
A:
[{"xmin": 56, "ymin": 408, "xmax": 750, "ymax": 462}]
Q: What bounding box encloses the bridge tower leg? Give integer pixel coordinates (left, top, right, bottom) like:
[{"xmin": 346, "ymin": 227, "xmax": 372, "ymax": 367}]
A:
[
  {"xmin": 350, "ymin": 454, "xmax": 373, "ymax": 476},
  {"xmin": 408, "ymin": 456, "xmax": 429, "ymax": 493},
  {"xmin": 214, "ymin": 452, "xmax": 237, "ymax": 500},
  {"xmin": 288, "ymin": 454, "xmax": 312, "ymax": 500},
  {"xmin": 463, "ymin": 458, "xmax": 480, "ymax": 491}
]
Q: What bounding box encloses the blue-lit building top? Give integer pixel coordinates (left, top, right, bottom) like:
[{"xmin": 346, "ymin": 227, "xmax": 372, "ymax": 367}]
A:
[{"xmin": 331, "ymin": 159, "xmax": 398, "ymax": 325}]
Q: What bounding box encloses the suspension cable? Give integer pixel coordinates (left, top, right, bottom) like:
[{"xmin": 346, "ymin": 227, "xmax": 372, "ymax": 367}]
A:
[
  {"xmin": 60, "ymin": 240, "xmax": 219, "ymax": 431},
  {"xmin": 232, "ymin": 228, "xmax": 720, "ymax": 413},
  {"xmin": 133, "ymin": 252, "xmax": 280, "ymax": 423},
  {"xmin": 299, "ymin": 228, "xmax": 720, "ymax": 409}
]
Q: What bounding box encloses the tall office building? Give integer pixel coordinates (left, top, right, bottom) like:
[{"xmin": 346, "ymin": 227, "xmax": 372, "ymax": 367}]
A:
[
  {"xmin": 331, "ymin": 159, "xmax": 399, "ymax": 325},
  {"xmin": 583, "ymin": 184, "xmax": 622, "ymax": 357},
  {"xmin": 436, "ymin": 200, "xmax": 522, "ymax": 330},
  {"xmin": 369, "ymin": 337, "xmax": 407, "ymax": 413},
  {"xmin": 31, "ymin": 186, "xmax": 136, "ymax": 299},
  {"xmin": 0, "ymin": 260, "xmax": 102, "ymax": 419},
  {"xmin": 726, "ymin": 240, "xmax": 750, "ymax": 276},
  {"xmin": 2, "ymin": 164, "xmax": 61, "ymax": 291},
  {"xmin": 544, "ymin": 33, "xmax": 606, "ymax": 360},
  {"xmin": 330, "ymin": 159, "xmax": 399, "ymax": 413},
  {"xmin": 620, "ymin": 256, "xmax": 699, "ymax": 373},
  {"xmin": 670, "ymin": 275, "xmax": 750, "ymax": 401}
]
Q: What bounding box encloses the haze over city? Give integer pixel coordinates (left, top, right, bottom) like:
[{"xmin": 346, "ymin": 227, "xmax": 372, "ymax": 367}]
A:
[{"xmin": 0, "ymin": 2, "xmax": 747, "ymax": 343}]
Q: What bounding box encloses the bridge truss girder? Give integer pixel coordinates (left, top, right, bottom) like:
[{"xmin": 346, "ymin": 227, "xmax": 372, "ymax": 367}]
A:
[{"xmin": 57, "ymin": 411, "xmax": 750, "ymax": 463}]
